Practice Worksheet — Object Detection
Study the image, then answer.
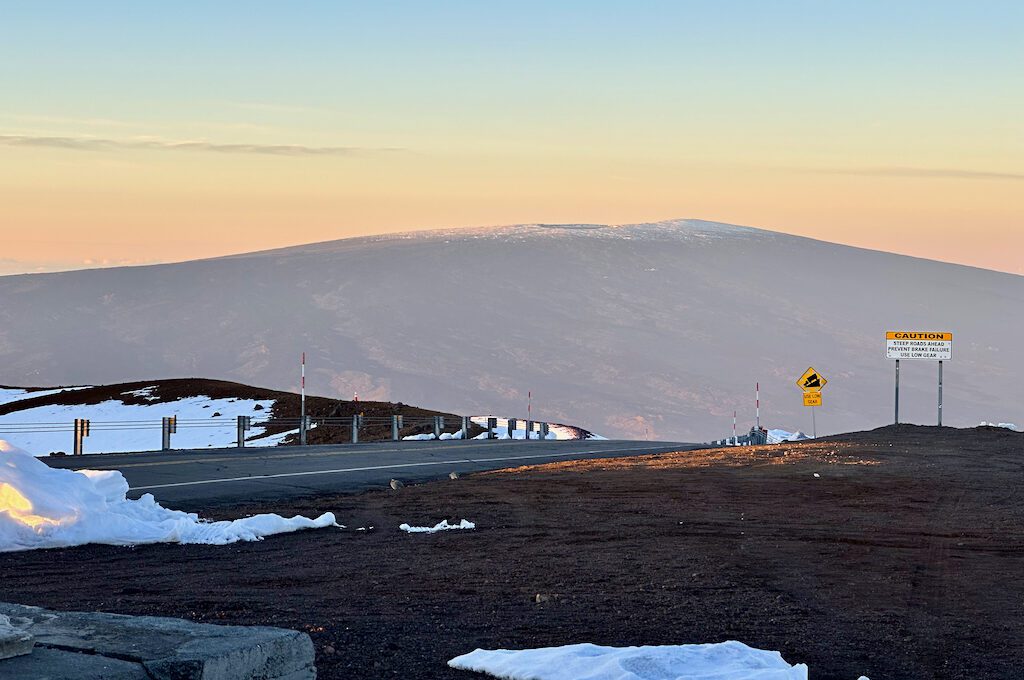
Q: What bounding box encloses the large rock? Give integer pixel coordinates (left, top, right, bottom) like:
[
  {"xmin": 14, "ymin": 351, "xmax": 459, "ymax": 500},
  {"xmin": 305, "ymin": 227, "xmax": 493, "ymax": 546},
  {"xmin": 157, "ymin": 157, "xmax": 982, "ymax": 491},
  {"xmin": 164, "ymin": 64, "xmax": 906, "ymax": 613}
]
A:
[
  {"xmin": 0, "ymin": 614, "xmax": 33, "ymax": 660},
  {"xmin": 0, "ymin": 603, "xmax": 315, "ymax": 680}
]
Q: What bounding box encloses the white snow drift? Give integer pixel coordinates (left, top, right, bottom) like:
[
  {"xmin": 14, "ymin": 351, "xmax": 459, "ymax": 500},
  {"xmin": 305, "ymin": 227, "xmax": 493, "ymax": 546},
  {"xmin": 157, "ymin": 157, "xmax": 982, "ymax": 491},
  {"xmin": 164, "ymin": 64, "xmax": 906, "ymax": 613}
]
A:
[
  {"xmin": 0, "ymin": 443, "xmax": 336, "ymax": 552},
  {"xmin": 399, "ymin": 519, "xmax": 475, "ymax": 533},
  {"xmin": 448, "ymin": 641, "xmax": 810, "ymax": 680},
  {"xmin": 766, "ymin": 429, "xmax": 811, "ymax": 444},
  {"xmin": 979, "ymin": 421, "xmax": 1020, "ymax": 432}
]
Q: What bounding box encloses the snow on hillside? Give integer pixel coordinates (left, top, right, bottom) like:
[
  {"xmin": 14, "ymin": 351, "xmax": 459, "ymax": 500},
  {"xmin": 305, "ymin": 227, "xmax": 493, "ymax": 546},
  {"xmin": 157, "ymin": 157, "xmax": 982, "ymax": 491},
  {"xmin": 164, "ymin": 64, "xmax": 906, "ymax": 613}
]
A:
[
  {"xmin": 0, "ymin": 386, "xmax": 284, "ymax": 455},
  {"xmin": 0, "ymin": 445, "xmax": 337, "ymax": 551},
  {"xmin": 0, "ymin": 387, "xmax": 87, "ymax": 407}
]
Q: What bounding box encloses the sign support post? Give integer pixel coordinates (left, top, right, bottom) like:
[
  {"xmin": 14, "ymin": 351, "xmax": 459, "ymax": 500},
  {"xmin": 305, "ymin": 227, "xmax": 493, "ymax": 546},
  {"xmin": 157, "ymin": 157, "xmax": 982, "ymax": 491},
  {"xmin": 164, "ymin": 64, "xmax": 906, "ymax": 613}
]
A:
[
  {"xmin": 894, "ymin": 359, "xmax": 900, "ymax": 426},
  {"xmin": 938, "ymin": 360, "xmax": 943, "ymax": 426}
]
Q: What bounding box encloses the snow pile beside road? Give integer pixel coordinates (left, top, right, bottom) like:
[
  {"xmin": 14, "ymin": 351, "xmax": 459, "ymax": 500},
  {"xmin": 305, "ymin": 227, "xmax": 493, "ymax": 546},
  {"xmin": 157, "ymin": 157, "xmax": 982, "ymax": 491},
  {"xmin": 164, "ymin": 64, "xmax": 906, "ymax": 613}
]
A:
[
  {"xmin": 0, "ymin": 445, "xmax": 337, "ymax": 552},
  {"xmin": 979, "ymin": 422, "xmax": 1020, "ymax": 432},
  {"xmin": 767, "ymin": 429, "xmax": 811, "ymax": 444},
  {"xmin": 399, "ymin": 519, "xmax": 475, "ymax": 533},
  {"xmin": 449, "ymin": 641, "xmax": 809, "ymax": 679}
]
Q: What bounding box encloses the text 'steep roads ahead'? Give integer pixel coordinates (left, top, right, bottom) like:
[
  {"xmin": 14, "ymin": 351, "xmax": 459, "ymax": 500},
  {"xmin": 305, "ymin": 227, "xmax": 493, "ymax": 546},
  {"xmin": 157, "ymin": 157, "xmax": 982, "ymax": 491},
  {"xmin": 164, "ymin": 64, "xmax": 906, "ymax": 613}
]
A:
[{"xmin": 886, "ymin": 332, "xmax": 953, "ymax": 361}]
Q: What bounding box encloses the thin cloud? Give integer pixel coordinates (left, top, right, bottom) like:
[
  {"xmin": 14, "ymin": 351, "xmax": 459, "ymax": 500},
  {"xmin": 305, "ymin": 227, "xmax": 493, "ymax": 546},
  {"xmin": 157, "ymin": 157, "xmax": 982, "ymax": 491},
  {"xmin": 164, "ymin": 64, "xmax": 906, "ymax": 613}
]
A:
[
  {"xmin": 0, "ymin": 134, "xmax": 397, "ymax": 156},
  {"xmin": 818, "ymin": 166, "xmax": 1024, "ymax": 181}
]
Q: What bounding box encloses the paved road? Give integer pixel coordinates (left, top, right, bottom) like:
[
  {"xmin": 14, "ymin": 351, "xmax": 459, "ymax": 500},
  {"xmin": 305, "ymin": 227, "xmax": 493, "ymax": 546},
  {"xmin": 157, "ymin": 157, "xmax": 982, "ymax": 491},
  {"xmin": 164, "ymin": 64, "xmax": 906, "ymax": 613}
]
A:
[{"xmin": 43, "ymin": 439, "xmax": 699, "ymax": 509}]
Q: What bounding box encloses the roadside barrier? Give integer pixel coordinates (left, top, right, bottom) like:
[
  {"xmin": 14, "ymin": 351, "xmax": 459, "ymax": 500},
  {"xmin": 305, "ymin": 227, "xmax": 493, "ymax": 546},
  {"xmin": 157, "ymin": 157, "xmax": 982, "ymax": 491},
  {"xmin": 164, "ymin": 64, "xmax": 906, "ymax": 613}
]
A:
[
  {"xmin": 0, "ymin": 414, "xmax": 554, "ymax": 455},
  {"xmin": 707, "ymin": 427, "xmax": 768, "ymax": 447}
]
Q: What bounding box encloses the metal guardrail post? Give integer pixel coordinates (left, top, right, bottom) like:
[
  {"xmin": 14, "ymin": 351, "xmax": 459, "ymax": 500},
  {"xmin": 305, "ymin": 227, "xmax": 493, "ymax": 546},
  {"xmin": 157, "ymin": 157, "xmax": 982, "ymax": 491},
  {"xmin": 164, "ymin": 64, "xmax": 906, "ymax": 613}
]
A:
[
  {"xmin": 351, "ymin": 414, "xmax": 359, "ymax": 444},
  {"xmin": 299, "ymin": 413, "xmax": 307, "ymax": 446},
  {"xmin": 237, "ymin": 415, "xmax": 251, "ymax": 448},
  {"xmin": 540, "ymin": 422, "xmax": 549, "ymax": 439},
  {"xmin": 487, "ymin": 417, "xmax": 496, "ymax": 439},
  {"xmin": 433, "ymin": 416, "xmax": 442, "ymax": 439},
  {"xmin": 392, "ymin": 415, "xmax": 400, "ymax": 441},
  {"xmin": 461, "ymin": 416, "xmax": 469, "ymax": 440},
  {"xmin": 73, "ymin": 418, "xmax": 90, "ymax": 455},
  {"xmin": 525, "ymin": 420, "xmax": 534, "ymax": 440},
  {"xmin": 161, "ymin": 416, "xmax": 176, "ymax": 451}
]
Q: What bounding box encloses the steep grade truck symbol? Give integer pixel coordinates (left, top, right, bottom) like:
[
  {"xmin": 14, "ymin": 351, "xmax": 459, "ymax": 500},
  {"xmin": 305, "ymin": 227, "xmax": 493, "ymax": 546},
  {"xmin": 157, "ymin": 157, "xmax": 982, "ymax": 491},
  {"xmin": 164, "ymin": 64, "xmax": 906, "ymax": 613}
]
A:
[{"xmin": 797, "ymin": 367, "xmax": 827, "ymax": 392}]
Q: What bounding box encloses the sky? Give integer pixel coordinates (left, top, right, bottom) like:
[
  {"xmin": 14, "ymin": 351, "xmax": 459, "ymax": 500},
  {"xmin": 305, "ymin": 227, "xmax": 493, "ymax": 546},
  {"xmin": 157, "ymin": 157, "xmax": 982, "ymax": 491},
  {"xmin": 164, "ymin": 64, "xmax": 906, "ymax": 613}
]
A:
[{"xmin": 1, "ymin": 1, "xmax": 1021, "ymax": 275}]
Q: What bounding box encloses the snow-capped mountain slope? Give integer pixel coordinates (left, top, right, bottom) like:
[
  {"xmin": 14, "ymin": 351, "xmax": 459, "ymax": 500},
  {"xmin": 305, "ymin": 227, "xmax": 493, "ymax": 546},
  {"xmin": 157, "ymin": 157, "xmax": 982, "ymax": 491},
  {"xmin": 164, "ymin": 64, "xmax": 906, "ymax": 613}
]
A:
[{"xmin": 0, "ymin": 219, "xmax": 1020, "ymax": 440}]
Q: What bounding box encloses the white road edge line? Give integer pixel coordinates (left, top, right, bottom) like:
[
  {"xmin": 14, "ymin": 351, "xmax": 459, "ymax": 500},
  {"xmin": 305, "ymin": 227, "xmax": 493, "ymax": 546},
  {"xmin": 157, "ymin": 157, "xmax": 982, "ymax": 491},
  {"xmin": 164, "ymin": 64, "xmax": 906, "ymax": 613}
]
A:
[{"xmin": 128, "ymin": 446, "xmax": 672, "ymax": 491}]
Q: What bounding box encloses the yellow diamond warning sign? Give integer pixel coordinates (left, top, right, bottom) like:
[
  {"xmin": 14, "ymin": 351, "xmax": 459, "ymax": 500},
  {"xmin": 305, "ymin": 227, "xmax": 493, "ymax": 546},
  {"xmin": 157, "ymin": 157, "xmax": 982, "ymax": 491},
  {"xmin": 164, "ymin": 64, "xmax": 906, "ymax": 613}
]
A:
[
  {"xmin": 797, "ymin": 367, "xmax": 827, "ymax": 392},
  {"xmin": 803, "ymin": 391, "xmax": 822, "ymax": 407}
]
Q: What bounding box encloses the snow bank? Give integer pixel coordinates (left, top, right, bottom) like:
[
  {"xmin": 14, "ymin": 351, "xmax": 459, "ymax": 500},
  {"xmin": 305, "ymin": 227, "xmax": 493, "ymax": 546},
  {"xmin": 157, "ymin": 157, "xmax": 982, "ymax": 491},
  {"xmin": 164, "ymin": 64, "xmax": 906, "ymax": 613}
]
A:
[
  {"xmin": 766, "ymin": 429, "xmax": 810, "ymax": 444},
  {"xmin": 0, "ymin": 445, "xmax": 336, "ymax": 552},
  {"xmin": 449, "ymin": 641, "xmax": 808, "ymax": 680},
  {"xmin": 979, "ymin": 422, "xmax": 1020, "ymax": 432},
  {"xmin": 399, "ymin": 519, "xmax": 475, "ymax": 533},
  {"xmin": 403, "ymin": 433, "xmax": 437, "ymax": 441}
]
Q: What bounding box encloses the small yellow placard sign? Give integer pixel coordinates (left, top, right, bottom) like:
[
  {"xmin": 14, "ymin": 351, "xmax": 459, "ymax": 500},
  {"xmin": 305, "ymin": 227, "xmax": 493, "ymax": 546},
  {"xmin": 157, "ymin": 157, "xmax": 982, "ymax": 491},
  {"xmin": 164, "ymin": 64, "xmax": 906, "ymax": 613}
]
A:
[
  {"xmin": 803, "ymin": 391, "xmax": 822, "ymax": 407},
  {"xmin": 797, "ymin": 367, "xmax": 827, "ymax": 392}
]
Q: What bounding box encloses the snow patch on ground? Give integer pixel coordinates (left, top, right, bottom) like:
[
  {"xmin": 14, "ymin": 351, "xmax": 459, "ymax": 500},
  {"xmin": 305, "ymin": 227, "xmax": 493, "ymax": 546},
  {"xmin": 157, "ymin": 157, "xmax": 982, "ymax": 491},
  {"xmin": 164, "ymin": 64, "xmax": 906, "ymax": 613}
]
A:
[
  {"xmin": 979, "ymin": 422, "xmax": 1020, "ymax": 432},
  {"xmin": 0, "ymin": 386, "xmax": 90, "ymax": 408},
  {"xmin": 399, "ymin": 519, "xmax": 475, "ymax": 533},
  {"xmin": 766, "ymin": 429, "xmax": 811, "ymax": 444},
  {"xmin": 448, "ymin": 641, "xmax": 809, "ymax": 680},
  {"xmin": 0, "ymin": 444, "xmax": 336, "ymax": 552}
]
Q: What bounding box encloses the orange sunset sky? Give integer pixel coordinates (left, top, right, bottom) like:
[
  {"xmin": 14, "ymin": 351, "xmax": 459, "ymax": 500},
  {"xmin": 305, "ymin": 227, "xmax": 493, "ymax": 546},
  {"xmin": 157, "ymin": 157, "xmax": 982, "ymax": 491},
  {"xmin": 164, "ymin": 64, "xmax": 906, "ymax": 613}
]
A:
[{"xmin": 1, "ymin": 2, "xmax": 1021, "ymax": 275}]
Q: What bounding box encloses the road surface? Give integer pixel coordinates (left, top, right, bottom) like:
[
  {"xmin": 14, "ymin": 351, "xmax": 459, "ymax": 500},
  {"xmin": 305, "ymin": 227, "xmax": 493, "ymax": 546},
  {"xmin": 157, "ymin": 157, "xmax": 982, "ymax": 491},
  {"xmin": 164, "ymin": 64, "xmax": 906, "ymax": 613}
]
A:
[{"xmin": 42, "ymin": 439, "xmax": 699, "ymax": 509}]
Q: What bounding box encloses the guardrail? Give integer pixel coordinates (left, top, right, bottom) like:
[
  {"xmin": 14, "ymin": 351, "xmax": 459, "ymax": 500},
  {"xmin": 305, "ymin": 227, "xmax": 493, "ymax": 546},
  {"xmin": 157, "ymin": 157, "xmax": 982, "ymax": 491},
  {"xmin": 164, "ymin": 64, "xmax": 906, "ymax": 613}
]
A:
[
  {"xmin": 0, "ymin": 414, "xmax": 555, "ymax": 455},
  {"xmin": 707, "ymin": 427, "xmax": 768, "ymax": 447}
]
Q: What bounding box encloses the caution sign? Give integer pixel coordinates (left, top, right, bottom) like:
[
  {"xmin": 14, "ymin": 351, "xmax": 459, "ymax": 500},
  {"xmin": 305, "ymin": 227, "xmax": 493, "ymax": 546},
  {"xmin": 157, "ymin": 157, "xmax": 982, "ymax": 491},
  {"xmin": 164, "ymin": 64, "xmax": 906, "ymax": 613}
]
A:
[
  {"xmin": 886, "ymin": 331, "xmax": 952, "ymax": 361},
  {"xmin": 797, "ymin": 367, "xmax": 827, "ymax": 392},
  {"xmin": 803, "ymin": 391, "xmax": 822, "ymax": 407}
]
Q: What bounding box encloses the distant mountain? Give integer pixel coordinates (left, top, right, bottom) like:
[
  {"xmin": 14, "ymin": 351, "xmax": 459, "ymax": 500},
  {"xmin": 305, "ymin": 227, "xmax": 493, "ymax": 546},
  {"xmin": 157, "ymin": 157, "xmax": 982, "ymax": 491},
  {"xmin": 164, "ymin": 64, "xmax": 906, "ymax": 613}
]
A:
[{"xmin": 1, "ymin": 219, "xmax": 1020, "ymax": 440}]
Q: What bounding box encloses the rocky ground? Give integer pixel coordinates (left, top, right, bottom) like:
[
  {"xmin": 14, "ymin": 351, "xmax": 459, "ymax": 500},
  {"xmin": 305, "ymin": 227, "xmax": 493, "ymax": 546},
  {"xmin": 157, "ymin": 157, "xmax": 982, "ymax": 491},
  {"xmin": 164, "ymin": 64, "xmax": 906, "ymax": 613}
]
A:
[{"xmin": 1, "ymin": 424, "xmax": 1021, "ymax": 679}]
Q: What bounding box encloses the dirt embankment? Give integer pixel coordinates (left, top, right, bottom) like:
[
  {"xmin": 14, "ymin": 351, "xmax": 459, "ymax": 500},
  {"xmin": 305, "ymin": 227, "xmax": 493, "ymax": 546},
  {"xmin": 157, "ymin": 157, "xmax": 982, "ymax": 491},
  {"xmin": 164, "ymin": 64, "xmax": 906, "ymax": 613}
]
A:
[{"xmin": 1, "ymin": 425, "xmax": 1021, "ymax": 679}]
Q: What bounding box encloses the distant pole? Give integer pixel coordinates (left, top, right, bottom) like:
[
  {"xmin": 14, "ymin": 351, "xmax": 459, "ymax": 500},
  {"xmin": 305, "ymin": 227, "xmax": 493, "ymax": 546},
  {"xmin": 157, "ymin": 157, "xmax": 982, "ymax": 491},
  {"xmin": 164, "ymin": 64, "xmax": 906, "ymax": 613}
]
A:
[
  {"xmin": 733, "ymin": 411, "xmax": 737, "ymax": 439},
  {"xmin": 755, "ymin": 383, "xmax": 760, "ymax": 431},
  {"xmin": 894, "ymin": 359, "xmax": 900, "ymax": 425},
  {"xmin": 300, "ymin": 352, "xmax": 307, "ymax": 446},
  {"xmin": 938, "ymin": 360, "xmax": 943, "ymax": 426},
  {"xmin": 528, "ymin": 391, "xmax": 532, "ymax": 424}
]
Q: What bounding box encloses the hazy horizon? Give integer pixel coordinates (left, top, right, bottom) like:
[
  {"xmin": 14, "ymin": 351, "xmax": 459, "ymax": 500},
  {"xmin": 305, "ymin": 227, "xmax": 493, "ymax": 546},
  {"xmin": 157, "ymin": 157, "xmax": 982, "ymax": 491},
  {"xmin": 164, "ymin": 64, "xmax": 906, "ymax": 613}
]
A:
[{"xmin": 2, "ymin": 216, "xmax": 1023, "ymax": 279}]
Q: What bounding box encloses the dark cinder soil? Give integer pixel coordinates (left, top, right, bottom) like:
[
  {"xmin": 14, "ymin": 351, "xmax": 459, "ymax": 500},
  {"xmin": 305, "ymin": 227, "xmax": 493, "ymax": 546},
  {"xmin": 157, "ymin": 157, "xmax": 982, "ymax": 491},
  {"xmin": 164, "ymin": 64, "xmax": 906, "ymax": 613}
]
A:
[{"xmin": 1, "ymin": 425, "xmax": 1022, "ymax": 679}]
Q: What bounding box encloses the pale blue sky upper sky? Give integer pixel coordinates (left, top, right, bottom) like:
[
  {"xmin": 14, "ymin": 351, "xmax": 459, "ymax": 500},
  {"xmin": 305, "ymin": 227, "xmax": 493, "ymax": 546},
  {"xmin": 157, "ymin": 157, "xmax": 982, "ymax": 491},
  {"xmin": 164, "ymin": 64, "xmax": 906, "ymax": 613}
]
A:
[{"xmin": 1, "ymin": 1, "xmax": 1021, "ymax": 274}]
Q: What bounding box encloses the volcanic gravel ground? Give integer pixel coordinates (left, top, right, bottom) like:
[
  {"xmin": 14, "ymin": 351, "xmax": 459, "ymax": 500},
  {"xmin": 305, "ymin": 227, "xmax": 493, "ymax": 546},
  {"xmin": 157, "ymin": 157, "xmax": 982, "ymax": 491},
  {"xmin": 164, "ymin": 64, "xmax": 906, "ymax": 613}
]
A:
[{"xmin": 1, "ymin": 425, "xmax": 1021, "ymax": 679}]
